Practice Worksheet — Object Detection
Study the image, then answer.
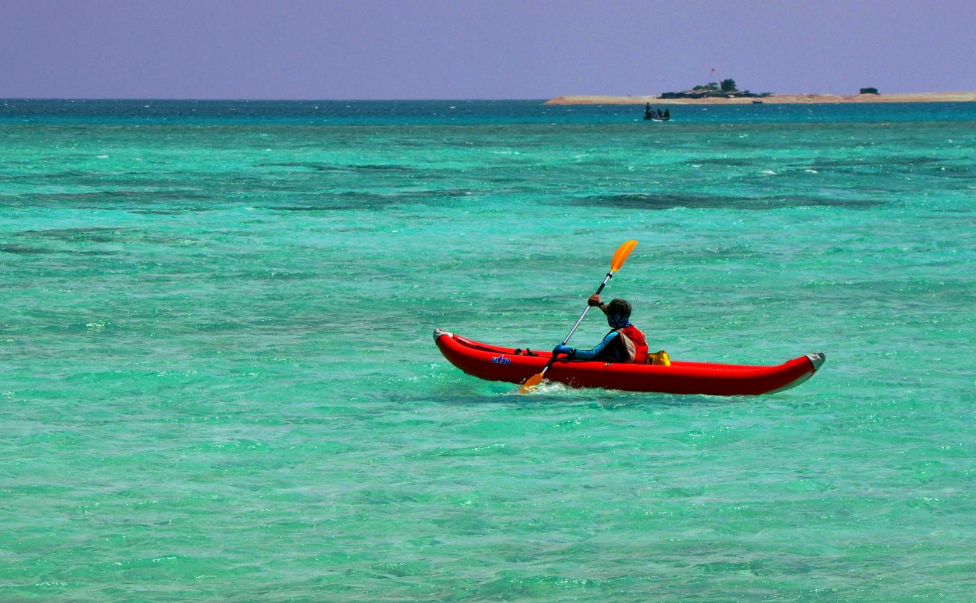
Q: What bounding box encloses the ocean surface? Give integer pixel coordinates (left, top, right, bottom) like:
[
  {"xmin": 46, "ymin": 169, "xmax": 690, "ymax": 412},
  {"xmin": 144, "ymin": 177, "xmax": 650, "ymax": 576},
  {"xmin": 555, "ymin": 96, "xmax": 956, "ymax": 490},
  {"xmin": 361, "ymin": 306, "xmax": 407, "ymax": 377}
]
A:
[{"xmin": 2, "ymin": 100, "xmax": 975, "ymax": 602}]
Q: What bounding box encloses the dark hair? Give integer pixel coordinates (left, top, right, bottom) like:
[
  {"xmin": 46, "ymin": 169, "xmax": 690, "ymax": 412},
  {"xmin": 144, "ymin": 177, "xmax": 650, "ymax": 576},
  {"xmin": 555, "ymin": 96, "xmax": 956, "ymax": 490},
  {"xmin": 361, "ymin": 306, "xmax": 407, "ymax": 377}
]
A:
[{"xmin": 606, "ymin": 298, "xmax": 631, "ymax": 318}]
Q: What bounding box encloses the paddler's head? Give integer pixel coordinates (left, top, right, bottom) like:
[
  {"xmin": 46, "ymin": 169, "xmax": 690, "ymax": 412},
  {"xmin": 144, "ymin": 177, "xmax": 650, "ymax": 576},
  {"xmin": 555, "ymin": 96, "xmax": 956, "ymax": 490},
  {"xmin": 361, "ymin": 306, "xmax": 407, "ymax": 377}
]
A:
[{"xmin": 605, "ymin": 298, "xmax": 632, "ymax": 329}]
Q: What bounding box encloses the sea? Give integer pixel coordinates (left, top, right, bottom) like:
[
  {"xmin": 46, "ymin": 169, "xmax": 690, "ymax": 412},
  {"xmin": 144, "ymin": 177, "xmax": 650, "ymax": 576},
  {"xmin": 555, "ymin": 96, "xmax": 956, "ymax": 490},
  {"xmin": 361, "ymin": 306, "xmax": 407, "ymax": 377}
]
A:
[{"xmin": 2, "ymin": 100, "xmax": 975, "ymax": 602}]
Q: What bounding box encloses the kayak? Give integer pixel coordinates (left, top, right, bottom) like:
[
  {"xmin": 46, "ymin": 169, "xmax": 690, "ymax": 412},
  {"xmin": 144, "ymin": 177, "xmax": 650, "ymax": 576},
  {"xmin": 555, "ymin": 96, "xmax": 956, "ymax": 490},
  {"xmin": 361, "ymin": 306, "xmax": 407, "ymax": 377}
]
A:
[{"xmin": 434, "ymin": 329, "xmax": 825, "ymax": 396}]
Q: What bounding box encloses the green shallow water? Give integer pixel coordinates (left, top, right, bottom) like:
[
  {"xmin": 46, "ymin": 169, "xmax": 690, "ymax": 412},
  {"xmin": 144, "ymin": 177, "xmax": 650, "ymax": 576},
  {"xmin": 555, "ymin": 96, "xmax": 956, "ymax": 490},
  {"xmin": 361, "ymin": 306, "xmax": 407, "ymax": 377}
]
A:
[{"xmin": 2, "ymin": 101, "xmax": 975, "ymax": 601}]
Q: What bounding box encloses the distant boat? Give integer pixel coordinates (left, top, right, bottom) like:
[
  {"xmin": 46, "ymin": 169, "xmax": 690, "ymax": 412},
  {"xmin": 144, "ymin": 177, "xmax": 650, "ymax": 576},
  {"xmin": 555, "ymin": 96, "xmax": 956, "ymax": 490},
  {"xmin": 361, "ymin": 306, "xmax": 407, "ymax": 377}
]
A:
[{"xmin": 644, "ymin": 108, "xmax": 671, "ymax": 121}]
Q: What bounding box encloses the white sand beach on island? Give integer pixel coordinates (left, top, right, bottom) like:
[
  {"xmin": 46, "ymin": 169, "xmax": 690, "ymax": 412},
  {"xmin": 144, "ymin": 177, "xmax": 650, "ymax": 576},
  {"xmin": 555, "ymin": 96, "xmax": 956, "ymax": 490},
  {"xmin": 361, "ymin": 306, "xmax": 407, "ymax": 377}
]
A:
[{"xmin": 545, "ymin": 92, "xmax": 976, "ymax": 105}]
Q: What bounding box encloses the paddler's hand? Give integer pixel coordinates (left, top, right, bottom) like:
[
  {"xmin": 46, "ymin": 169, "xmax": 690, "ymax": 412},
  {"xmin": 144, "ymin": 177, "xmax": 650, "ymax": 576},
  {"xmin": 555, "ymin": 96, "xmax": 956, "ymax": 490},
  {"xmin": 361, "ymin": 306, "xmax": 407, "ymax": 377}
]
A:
[
  {"xmin": 553, "ymin": 344, "xmax": 575, "ymax": 358},
  {"xmin": 588, "ymin": 294, "xmax": 606, "ymax": 311}
]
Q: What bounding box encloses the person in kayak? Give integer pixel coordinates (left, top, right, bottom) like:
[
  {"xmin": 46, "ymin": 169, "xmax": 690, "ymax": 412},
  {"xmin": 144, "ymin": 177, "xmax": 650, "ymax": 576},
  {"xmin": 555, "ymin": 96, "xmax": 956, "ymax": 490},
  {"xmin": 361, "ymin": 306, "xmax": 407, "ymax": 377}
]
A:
[{"xmin": 552, "ymin": 295, "xmax": 649, "ymax": 363}]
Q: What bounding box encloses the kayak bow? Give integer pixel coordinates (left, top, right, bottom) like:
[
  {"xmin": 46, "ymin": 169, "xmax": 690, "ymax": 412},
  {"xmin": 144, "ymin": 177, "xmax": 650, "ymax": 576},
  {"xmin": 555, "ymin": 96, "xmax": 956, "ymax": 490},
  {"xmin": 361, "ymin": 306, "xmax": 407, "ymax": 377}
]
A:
[{"xmin": 434, "ymin": 329, "xmax": 824, "ymax": 396}]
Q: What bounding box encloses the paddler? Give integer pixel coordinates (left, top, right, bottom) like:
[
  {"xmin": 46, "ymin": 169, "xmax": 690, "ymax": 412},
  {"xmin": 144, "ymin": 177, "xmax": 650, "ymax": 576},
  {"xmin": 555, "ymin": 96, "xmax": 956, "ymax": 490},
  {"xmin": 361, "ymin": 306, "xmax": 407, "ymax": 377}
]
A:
[{"xmin": 552, "ymin": 295, "xmax": 649, "ymax": 363}]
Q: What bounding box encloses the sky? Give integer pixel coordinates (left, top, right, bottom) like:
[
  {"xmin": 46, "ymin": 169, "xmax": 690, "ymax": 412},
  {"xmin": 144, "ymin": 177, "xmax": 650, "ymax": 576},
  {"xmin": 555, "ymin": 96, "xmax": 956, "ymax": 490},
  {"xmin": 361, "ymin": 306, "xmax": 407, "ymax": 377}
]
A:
[{"xmin": 1, "ymin": 0, "xmax": 973, "ymax": 99}]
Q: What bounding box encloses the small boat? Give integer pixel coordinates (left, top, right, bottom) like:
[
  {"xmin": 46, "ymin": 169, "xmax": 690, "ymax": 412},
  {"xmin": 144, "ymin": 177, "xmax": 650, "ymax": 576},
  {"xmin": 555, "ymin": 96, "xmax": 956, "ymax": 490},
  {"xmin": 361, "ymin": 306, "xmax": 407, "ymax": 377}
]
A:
[
  {"xmin": 643, "ymin": 106, "xmax": 671, "ymax": 121},
  {"xmin": 434, "ymin": 329, "xmax": 824, "ymax": 396}
]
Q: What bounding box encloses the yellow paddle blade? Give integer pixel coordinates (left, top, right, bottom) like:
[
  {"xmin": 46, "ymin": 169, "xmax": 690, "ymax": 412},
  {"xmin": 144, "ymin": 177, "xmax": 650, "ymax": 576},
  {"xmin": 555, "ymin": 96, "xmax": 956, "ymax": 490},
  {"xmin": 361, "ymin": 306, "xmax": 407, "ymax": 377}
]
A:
[
  {"xmin": 610, "ymin": 240, "xmax": 638, "ymax": 273},
  {"xmin": 519, "ymin": 372, "xmax": 545, "ymax": 394}
]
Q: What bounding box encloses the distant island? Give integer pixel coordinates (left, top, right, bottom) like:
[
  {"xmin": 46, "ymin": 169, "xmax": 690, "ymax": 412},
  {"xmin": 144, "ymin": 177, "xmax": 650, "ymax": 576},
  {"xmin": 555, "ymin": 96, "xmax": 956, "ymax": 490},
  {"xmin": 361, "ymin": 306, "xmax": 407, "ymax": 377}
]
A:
[
  {"xmin": 546, "ymin": 79, "xmax": 976, "ymax": 105},
  {"xmin": 659, "ymin": 78, "xmax": 771, "ymax": 100}
]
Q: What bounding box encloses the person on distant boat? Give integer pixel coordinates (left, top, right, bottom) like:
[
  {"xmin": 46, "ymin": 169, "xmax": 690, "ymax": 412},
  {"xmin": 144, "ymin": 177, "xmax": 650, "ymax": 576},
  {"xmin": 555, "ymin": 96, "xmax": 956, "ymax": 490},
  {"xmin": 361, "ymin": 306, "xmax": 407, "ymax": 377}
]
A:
[
  {"xmin": 663, "ymin": 109, "xmax": 670, "ymax": 119},
  {"xmin": 552, "ymin": 295, "xmax": 649, "ymax": 363},
  {"xmin": 657, "ymin": 109, "xmax": 664, "ymax": 118},
  {"xmin": 644, "ymin": 103, "xmax": 652, "ymax": 119}
]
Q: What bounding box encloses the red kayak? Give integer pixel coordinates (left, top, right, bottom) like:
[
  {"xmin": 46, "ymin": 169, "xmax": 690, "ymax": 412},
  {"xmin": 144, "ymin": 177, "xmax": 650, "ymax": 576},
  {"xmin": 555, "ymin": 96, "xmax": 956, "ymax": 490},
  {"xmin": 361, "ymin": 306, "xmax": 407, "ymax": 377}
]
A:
[{"xmin": 434, "ymin": 329, "xmax": 824, "ymax": 396}]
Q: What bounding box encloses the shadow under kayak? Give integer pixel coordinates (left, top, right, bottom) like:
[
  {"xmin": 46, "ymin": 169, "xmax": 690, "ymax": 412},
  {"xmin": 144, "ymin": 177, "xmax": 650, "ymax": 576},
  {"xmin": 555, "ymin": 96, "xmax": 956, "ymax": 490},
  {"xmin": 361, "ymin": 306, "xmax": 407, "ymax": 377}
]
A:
[{"xmin": 434, "ymin": 329, "xmax": 824, "ymax": 396}]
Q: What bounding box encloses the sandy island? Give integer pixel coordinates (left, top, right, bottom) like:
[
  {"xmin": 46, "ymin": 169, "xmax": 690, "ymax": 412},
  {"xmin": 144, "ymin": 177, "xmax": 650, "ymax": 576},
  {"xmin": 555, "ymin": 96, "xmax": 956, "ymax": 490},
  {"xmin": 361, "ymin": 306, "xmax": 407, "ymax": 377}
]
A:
[{"xmin": 545, "ymin": 92, "xmax": 976, "ymax": 105}]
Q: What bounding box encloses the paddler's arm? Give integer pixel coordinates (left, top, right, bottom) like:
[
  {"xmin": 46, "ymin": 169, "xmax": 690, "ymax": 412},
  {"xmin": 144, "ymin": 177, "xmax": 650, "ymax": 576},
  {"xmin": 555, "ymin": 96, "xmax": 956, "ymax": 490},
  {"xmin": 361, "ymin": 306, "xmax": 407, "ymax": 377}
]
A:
[
  {"xmin": 573, "ymin": 331, "xmax": 620, "ymax": 360},
  {"xmin": 588, "ymin": 294, "xmax": 609, "ymax": 315}
]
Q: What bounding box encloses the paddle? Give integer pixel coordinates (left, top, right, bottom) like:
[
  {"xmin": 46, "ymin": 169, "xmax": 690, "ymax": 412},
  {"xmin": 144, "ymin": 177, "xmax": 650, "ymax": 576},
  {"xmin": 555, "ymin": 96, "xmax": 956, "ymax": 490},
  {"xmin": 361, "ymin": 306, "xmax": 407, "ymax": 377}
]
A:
[{"xmin": 519, "ymin": 240, "xmax": 638, "ymax": 394}]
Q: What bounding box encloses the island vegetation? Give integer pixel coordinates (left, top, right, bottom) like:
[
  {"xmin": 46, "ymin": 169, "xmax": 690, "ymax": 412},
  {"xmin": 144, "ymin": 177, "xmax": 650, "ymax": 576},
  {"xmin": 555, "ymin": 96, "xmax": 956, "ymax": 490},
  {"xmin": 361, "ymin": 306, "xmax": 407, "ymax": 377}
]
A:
[{"xmin": 659, "ymin": 78, "xmax": 771, "ymax": 100}]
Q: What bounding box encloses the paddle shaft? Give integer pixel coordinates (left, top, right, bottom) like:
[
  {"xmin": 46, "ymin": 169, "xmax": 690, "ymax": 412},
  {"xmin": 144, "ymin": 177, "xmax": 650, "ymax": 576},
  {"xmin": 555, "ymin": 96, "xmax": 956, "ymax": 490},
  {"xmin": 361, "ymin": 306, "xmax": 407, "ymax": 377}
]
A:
[
  {"xmin": 561, "ymin": 272, "xmax": 612, "ymax": 345},
  {"xmin": 537, "ymin": 272, "xmax": 613, "ymax": 379}
]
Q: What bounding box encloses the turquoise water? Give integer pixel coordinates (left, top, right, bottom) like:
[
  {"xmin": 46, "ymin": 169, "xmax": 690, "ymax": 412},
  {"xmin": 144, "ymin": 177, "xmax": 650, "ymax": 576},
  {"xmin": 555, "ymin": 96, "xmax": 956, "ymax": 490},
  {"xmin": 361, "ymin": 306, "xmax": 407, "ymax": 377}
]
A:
[{"xmin": 2, "ymin": 100, "xmax": 975, "ymax": 601}]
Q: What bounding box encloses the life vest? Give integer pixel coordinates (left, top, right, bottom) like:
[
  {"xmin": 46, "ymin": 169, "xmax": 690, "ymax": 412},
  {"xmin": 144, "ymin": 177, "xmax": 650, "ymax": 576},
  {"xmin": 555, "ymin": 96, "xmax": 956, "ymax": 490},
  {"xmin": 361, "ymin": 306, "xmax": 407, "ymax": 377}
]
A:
[{"xmin": 616, "ymin": 325, "xmax": 649, "ymax": 364}]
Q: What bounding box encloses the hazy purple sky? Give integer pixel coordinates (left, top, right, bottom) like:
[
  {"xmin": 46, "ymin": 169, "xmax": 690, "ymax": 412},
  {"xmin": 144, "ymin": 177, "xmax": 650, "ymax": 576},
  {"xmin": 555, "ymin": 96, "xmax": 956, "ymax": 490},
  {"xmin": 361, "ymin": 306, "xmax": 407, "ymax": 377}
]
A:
[{"xmin": 2, "ymin": 0, "xmax": 973, "ymax": 99}]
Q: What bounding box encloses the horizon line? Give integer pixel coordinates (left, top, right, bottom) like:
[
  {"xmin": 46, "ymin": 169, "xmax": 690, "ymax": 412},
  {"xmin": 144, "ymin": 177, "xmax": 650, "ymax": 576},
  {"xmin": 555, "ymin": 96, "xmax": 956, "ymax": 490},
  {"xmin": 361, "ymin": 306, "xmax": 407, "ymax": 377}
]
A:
[
  {"xmin": 4, "ymin": 90, "xmax": 975, "ymax": 103},
  {"xmin": 1, "ymin": 97, "xmax": 554, "ymax": 102}
]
